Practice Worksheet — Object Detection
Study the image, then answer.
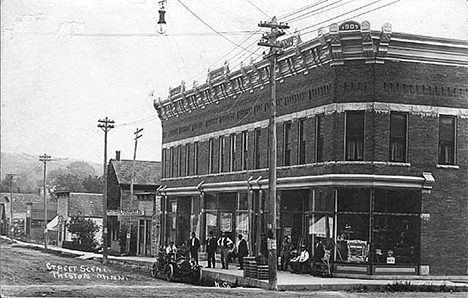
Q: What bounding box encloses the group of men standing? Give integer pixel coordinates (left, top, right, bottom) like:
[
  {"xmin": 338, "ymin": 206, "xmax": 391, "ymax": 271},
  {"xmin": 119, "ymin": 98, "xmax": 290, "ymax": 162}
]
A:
[{"xmin": 171, "ymin": 230, "xmax": 248, "ymax": 270}]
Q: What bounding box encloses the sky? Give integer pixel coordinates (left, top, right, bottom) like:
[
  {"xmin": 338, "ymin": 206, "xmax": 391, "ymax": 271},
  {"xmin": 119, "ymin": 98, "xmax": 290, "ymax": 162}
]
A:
[{"xmin": 1, "ymin": 0, "xmax": 467, "ymax": 166}]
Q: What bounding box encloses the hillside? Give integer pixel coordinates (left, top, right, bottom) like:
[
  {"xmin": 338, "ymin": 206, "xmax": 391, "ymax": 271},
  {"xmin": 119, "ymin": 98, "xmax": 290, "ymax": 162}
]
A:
[{"xmin": 0, "ymin": 152, "xmax": 102, "ymax": 193}]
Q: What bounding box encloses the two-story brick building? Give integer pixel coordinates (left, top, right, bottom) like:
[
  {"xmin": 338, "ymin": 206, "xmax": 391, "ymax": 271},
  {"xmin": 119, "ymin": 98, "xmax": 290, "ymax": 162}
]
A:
[{"xmin": 153, "ymin": 21, "xmax": 468, "ymax": 276}]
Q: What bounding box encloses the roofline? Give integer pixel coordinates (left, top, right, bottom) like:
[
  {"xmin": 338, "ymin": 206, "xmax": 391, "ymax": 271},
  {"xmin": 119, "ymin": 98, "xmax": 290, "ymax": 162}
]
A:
[{"xmin": 153, "ymin": 20, "xmax": 468, "ymax": 121}]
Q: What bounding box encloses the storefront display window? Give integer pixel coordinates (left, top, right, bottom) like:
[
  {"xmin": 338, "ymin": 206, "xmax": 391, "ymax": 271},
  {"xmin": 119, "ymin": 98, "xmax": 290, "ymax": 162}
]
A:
[
  {"xmin": 337, "ymin": 188, "xmax": 370, "ymax": 212},
  {"xmin": 236, "ymin": 212, "xmax": 249, "ymax": 241},
  {"xmin": 205, "ymin": 211, "xmax": 218, "ymax": 236},
  {"xmin": 336, "ymin": 214, "xmax": 369, "ymax": 263},
  {"xmin": 313, "ymin": 188, "xmax": 334, "ymax": 212},
  {"xmin": 372, "ymin": 189, "xmax": 421, "ymax": 265},
  {"xmin": 206, "ymin": 194, "xmax": 217, "ymax": 210},
  {"xmin": 238, "ymin": 193, "xmax": 248, "ymax": 210}
]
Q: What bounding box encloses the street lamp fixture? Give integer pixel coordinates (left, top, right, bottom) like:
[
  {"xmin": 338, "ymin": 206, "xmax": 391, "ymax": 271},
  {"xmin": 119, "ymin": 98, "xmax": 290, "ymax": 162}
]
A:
[{"xmin": 157, "ymin": 0, "xmax": 167, "ymax": 34}]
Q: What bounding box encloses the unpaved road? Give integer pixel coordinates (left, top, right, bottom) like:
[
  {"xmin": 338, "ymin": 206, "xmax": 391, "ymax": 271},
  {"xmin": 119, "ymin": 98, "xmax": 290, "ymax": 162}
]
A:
[{"xmin": 1, "ymin": 240, "xmax": 466, "ymax": 298}]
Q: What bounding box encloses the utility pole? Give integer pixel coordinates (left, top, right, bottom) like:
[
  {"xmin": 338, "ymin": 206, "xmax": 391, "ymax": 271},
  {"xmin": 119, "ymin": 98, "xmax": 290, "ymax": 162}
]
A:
[
  {"xmin": 6, "ymin": 173, "xmax": 17, "ymax": 242},
  {"xmin": 98, "ymin": 117, "xmax": 115, "ymax": 264},
  {"xmin": 39, "ymin": 154, "xmax": 51, "ymax": 249},
  {"xmin": 258, "ymin": 16, "xmax": 289, "ymax": 291},
  {"xmin": 128, "ymin": 127, "xmax": 143, "ymax": 255}
]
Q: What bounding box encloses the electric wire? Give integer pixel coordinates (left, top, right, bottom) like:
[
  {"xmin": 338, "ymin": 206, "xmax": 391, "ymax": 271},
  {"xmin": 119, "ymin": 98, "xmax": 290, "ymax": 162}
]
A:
[
  {"xmin": 282, "ymin": 0, "xmax": 348, "ymax": 23},
  {"xmin": 299, "ymin": 0, "xmax": 389, "ymax": 34},
  {"xmin": 177, "ymin": 0, "xmax": 257, "ymax": 55},
  {"xmin": 245, "ymin": 0, "xmax": 271, "ymax": 19},
  {"xmin": 280, "ymin": 0, "xmax": 329, "ymax": 20}
]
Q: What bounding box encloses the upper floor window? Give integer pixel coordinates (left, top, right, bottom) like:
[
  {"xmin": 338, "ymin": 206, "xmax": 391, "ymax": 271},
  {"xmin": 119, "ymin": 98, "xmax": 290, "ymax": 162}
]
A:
[
  {"xmin": 439, "ymin": 115, "xmax": 456, "ymax": 165},
  {"xmin": 219, "ymin": 136, "xmax": 225, "ymax": 173},
  {"xmin": 185, "ymin": 143, "xmax": 190, "ymax": 176},
  {"xmin": 316, "ymin": 114, "xmax": 325, "ymax": 162},
  {"xmin": 162, "ymin": 148, "xmax": 167, "ymax": 178},
  {"xmin": 177, "ymin": 145, "xmax": 182, "ymax": 177},
  {"xmin": 345, "ymin": 111, "xmax": 364, "ymax": 161},
  {"xmin": 208, "ymin": 138, "xmax": 214, "ymax": 174},
  {"xmin": 241, "ymin": 131, "xmax": 248, "ymax": 171},
  {"xmin": 254, "ymin": 128, "xmax": 261, "ymax": 170},
  {"xmin": 229, "ymin": 133, "xmax": 236, "ymax": 172},
  {"xmin": 170, "ymin": 146, "xmax": 175, "ymax": 177},
  {"xmin": 389, "ymin": 112, "xmax": 407, "ymax": 162},
  {"xmin": 298, "ymin": 118, "xmax": 306, "ymax": 164},
  {"xmin": 194, "ymin": 142, "xmax": 199, "ymax": 175},
  {"xmin": 283, "ymin": 121, "xmax": 292, "ymax": 166}
]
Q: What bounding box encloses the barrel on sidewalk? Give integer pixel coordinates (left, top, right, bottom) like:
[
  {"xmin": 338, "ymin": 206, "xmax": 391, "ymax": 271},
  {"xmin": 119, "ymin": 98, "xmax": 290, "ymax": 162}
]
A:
[
  {"xmin": 256, "ymin": 265, "xmax": 269, "ymax": 280},
  {"xmin": 243, "ymin": 257, "xmax": 257, "ymax": 278}
]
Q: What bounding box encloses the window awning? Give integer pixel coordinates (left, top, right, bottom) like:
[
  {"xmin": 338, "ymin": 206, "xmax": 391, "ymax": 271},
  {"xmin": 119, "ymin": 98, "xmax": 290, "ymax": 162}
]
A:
[{"xmin": 159, "ymin": 172, "xmax": 434, "ymax": 197}]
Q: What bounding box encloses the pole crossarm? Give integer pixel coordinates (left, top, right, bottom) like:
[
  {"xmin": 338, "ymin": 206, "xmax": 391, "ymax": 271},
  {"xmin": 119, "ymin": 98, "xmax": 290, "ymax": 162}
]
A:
[
  {"xmin": 98, "ymin": 117, "xmax": 115, "ymax": 132},
  {"xmin": 98, "ymin": 117, "xmax": 115, "ymax": 264}
]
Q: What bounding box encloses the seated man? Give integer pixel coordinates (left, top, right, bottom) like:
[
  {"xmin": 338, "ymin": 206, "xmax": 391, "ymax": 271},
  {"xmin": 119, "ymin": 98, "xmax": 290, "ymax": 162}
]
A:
[
  {"xmin": 290, "ymin": 245, "xmax": 309, "ymax": 273},
  {"xmin": 165, "ymin": 241, "xmax": 177, "ymax": 262}
]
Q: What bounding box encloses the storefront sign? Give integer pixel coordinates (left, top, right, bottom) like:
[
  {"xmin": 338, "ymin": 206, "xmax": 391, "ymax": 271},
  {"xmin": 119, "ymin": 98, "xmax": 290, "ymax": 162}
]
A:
[
  {"xmin": 347, "ymin": 240, "xmax": 368, "ymax": 263},
  {"xmin": 386, "ymin": 257, "xmax": 395, "ymax": 264},
  {"xmin": 107, "ymin": 210, "xmax": 143, "ymax": 216},
  {"xmin": 220, "ymin": 213, "xmax": 232, "ymax": 232}
]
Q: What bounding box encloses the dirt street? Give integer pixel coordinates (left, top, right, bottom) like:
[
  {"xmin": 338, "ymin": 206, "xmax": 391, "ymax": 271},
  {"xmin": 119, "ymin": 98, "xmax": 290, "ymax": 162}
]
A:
[{"xmin": 1, "ymin": 241, "xmax": 466, "ymax": 298}]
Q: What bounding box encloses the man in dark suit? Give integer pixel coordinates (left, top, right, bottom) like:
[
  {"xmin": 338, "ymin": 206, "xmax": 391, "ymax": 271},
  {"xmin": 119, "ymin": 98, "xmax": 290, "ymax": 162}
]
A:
[
  {"xmin": 206, "ymin": 231, "xmax": 218, "ymax": 268},
  {"xmin": 188, "ymin": 232, "xmax": 200, "ymax": 264},
  {"xmin": 237, "ymin": 234, "xmax": 249, "ymax": 270}
]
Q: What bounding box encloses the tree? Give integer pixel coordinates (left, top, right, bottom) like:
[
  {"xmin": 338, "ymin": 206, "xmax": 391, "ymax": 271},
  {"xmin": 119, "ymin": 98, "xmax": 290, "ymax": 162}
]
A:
[
  {"xmin": 49, "ymin": 161, "xmax": 101, "ymax": 193},
  {"xmin": 66, "ymin": 215, "xmax": 100, "ymax": 252},
  {"xmin": 53, "ymin": 173, "xmax": 84, "ymax": 192},
  {"xmin": 82, "ymin": 175, "xmax": 102, "ymax": 193}
]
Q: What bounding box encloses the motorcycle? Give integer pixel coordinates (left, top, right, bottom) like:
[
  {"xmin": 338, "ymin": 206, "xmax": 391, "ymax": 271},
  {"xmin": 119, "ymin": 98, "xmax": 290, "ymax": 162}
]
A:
[{"xmin": 151, "ymin": 252, "xmax": 203, "ymax": 285}]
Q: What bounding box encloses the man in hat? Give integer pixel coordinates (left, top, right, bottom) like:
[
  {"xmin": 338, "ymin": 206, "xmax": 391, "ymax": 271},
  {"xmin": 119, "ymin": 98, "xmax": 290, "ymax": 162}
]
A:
[
  {"xmin": 290, "ymin": 245, "xmax": 310, "ymax": 273},
  {"xmin": 188, "ymin": 232, "xmax": 201, "ymax": 264},
  {"xmin": 237, "ymin": 234, "xmax": 249, "ymax": 270},
  {"xmin": 217, "ymin": 231, "xmax": 233, "ymax": 269}
]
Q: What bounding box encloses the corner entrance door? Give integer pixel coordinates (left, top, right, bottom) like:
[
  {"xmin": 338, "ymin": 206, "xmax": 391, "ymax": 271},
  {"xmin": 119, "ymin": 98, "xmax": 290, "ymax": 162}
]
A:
[{"xmin": 137, "ymin": 219, "xmax": 152, "ymax": 256}]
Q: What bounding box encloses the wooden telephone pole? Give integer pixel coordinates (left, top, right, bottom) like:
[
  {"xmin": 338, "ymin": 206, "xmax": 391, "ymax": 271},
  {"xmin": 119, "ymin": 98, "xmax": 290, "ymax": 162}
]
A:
[
  {"xmin": 127, "ymin": 127, "xmax": 143, "ymax": 255},
  {"xmin": 258, "ymin": 16, "xmax": 289, "ymax": 291},
  {"xmin": 98, "ymin": 117, "xmax": 115, "ymax": 264},
  {"xmin": 6, "ymin": 173, "xmax": 17, "ymax": 242},
  {"xmin": 39, "ymin": 154, "xmax": 51, "ymax": 249}
]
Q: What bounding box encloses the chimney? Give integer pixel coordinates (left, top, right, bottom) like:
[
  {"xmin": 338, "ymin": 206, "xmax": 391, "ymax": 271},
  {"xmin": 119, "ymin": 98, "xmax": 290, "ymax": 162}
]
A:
[{"xmin": 116, "ymin": 150, "xmax": 121, "ymax": 161}]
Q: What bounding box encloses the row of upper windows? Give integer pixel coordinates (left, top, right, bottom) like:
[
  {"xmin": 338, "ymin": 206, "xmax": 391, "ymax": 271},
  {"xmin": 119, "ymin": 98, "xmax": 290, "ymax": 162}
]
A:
[{"xmin": 161, "ymin": 112, "xmax": 458, "ymax": 178}]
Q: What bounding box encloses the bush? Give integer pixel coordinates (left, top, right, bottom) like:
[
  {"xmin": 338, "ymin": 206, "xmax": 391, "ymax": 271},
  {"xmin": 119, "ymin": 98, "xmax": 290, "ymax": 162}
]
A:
[{"xmin": 66, "ymin": 215, "xmax": 100, "ymax": 252}]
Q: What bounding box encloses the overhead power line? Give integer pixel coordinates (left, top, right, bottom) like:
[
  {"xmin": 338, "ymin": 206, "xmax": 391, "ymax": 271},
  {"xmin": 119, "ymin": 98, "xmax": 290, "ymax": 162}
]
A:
[
  {"xmin": 245, "ymin": 0, "xmax": 271, "ymax": 18},
  {"xmin": 300, "ymin": 0, "xmax": 400, "ymax": 35},
  {"xmin": 177, "ymin": 0, "xmax": 257, "ymax": 55}
]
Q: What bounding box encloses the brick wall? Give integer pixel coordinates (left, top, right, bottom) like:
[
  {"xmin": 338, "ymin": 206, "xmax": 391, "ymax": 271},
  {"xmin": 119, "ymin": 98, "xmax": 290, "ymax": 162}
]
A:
[{"xmin": 159, "ymin": 60, "xmax": 468, "ymax": 275}]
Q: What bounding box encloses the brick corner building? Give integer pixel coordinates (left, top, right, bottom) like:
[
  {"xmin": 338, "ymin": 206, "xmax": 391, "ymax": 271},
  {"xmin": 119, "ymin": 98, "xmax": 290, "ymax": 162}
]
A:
[{"xmin": 153, "ymin": 20, "xmax": 468, "ymax": 276}]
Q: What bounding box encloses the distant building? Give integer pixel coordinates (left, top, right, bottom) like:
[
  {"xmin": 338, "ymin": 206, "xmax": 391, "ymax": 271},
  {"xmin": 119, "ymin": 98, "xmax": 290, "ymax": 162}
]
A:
[
  {"xmin": 106, "ymin": 151, "xmax": 161, "ymax": 256},
  {"xmin": 154, "ymin": 21, "xmax": 468, "ymax": 276},
  {"xmin": 55, "ymin": 191, "xmax": 104, "ymax": 248},
  {"xmin": 1, "ymin": 192, "xmax": 55, "ymax": 243}
]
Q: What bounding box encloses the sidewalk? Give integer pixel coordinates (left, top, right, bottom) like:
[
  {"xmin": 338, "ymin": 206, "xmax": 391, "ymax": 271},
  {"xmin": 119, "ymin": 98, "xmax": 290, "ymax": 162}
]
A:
[{"xmin": 3, "ymin": 236, "xmax": 467, "ymax": 291}]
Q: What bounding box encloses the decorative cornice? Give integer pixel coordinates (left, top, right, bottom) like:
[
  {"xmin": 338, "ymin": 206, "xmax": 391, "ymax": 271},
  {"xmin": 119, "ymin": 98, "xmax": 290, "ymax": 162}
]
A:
[{"xmin": 154, "ymin": 21, "xmax": 468, "ymax": 121}]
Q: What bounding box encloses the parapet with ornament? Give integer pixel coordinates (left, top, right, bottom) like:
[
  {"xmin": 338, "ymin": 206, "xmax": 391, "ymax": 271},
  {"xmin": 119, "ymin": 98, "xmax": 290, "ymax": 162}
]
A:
[{"xmin": 153, "ymin": 21, "xmax": 468, "ymax": 121}]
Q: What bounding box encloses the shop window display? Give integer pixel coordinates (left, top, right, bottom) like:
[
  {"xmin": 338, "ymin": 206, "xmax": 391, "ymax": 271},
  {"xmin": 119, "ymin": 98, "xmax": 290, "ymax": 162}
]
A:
[
  {"xmin": 336, "ymin": 214, "xmax": 369, "ymax": 263},
  {"xmin": 372, "ymin": 189, "xmax": 421, "ymax": 265},
  {"xmin": 334, "ymin": 188, "xmax": 421, "ymax": 266}
]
